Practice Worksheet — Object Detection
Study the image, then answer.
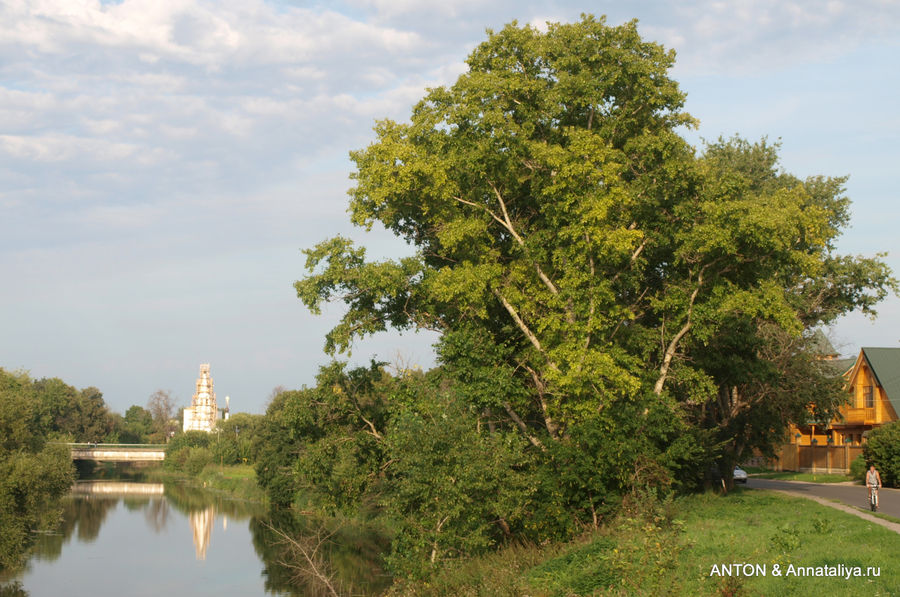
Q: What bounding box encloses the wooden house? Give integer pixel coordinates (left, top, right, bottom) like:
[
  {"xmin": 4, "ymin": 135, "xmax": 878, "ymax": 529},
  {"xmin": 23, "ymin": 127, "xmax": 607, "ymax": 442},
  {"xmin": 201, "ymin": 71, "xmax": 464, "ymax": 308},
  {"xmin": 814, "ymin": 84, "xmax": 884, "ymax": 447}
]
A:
[
  {"xmin": 830, "ymin": 347, "xmax": 900, "ymax": 444},
  {"xmin": 790, "ymin": 345, "xmax": 900, "ymax": 447},
  {"xmin": 771, "ymin": 341, "xmax": 900, "ymax": 472}
]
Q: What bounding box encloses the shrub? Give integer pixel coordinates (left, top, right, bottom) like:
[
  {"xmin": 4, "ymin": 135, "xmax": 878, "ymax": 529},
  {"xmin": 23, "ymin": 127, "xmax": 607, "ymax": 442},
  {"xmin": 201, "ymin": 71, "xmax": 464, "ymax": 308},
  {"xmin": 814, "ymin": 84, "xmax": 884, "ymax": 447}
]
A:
[
  {"xmin": 863, "ymin": 422, "xmax": 900, "ymax": 487},
  {"xmin": 849, "ymin": 454, "xmax": 867, "ymax": 483},
  {"xmin": 183, "ymin": 447, "xmax": 213, "ymax": 476}
]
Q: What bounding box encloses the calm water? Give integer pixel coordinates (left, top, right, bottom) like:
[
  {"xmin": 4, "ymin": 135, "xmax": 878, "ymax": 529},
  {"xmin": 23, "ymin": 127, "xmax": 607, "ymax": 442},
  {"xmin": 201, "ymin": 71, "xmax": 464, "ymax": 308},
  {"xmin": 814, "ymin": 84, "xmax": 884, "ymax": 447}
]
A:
[
  {"xmin": 0, "ymin": 481, "xmax": 282, "ymax": 597},
  {"xmin": 0, "ymin": 480, "xmax": 391, "ymax": 597}
]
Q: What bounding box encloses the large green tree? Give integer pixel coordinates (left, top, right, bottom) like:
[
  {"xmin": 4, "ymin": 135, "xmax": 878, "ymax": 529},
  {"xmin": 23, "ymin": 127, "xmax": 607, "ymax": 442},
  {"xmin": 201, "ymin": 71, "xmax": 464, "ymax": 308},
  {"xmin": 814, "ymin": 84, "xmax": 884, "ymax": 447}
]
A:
[
  {"xmin": 297, "ymin": 15, "xmax": 893, "ymax": 507},
  {"xmin": 0, "ymin": 369, "xmax": 75, "ymax": 571}
]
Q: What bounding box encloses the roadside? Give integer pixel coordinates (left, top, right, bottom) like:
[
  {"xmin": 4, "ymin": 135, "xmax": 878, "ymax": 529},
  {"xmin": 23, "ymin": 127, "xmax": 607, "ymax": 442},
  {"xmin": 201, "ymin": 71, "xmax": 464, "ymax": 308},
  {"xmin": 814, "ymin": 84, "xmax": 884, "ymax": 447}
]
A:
[
  {"xmin": 390, "ymin": 488, "xmax": 900, "ymax": 595},
  {"xmin": 747, "ymin": 471, "xmax": 852, "ymax": 483},
  {"xmin": 748, "ymin": 477, "xmax": 900, "ymax": 533}
]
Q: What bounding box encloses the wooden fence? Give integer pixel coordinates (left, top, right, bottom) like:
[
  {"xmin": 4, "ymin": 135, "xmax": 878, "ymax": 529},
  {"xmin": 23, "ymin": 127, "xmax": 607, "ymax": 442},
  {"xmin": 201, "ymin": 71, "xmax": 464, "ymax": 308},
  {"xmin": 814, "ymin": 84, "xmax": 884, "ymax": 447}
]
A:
[{"xmin": 770, "ymin": 444, "xmax": 863, "ymax": 473}]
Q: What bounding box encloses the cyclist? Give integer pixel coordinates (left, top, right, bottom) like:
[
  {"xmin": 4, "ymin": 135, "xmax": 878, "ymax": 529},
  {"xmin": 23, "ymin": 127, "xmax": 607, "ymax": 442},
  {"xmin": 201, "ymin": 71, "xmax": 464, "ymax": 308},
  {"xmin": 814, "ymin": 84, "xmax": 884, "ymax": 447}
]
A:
[{"xmin": 866, "ymin": 465, "xmax": 882, "ymax": 510}]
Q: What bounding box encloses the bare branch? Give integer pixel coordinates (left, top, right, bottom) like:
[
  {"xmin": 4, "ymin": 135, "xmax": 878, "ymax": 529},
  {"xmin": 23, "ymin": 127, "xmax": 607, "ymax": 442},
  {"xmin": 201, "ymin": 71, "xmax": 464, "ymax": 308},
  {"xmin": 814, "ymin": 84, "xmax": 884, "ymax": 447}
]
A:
[
  {"xmin": 494, "ymin": 289, "xmax": 544, "ymax": 355},
  {"xmin": 264, "ymin": 522, "xmax": 341, "ymax": 597},
  {"xmin": 453, "ymin": 195, "xmax": 508, "ymax": 230},
  {"xmin": 653, "ymin": 269, "xmax": 705, "ymax": 396},
  {"xmin": 359, "ymin": 415, "xmax": 383, "ymax": 440},
  {"xmin": 524, "ymin": 364, "xmax": 560, "ymax": 439},
  {"xmin": 502, "ymin": 401, "xmax": 546, "ymax": 450}
]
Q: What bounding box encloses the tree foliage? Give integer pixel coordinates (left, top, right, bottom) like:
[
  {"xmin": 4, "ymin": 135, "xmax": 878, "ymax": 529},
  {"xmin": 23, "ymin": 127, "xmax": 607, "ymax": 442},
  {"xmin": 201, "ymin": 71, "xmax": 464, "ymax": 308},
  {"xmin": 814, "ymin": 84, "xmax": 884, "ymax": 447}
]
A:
[
  {"xmin": 29, "ymin": 377, "xmax": 117, "ymax": 442},
  {"xmin": 286, "ymin": 14, "xmax": 896, "ymax": 575},
  {"xmin": 864, "ymin": 422, "xmax": 900, "ymax": 487},
  {"xmin": 0, "ymin": 369, "xmax": 75, "ymax": 571},
  {"xmin": 297, "ymin": 15, "xmax": 893, "ymax": 474},
  {"xmin": 212, "ymin": 412, "xmax": 264, "ymax": 466},
  {"xmin": 255, "ymin": 361, "xmax": 390, "ymax": 511},
  {"xmin": 118, "ymin": 405, "xmax": 154, "ymax": 443}
]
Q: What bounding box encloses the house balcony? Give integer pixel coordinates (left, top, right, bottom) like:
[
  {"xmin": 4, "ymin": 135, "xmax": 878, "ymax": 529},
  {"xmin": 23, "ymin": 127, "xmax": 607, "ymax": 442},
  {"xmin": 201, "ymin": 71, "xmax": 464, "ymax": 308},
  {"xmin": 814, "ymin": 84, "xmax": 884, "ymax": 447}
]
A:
[{"xmin": 837, "ymin": 407, "xmax": 876, "ymax": 426}]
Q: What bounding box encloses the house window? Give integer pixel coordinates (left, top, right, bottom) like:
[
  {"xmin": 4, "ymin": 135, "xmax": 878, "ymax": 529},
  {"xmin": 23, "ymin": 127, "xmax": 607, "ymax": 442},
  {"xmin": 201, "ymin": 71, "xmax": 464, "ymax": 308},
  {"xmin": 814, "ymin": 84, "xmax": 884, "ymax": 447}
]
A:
[{"xmin": 864, "ymin": 386, "xmax": 874, "ymax": 408}]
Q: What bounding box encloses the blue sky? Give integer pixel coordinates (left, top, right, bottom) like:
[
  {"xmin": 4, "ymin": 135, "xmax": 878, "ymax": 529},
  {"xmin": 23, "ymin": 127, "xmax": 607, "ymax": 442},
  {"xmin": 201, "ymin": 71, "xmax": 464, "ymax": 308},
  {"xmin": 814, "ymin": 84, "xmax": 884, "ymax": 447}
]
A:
[{"xmin": 2, "ymin": 0, "xmax": 898, "ymax": 414}]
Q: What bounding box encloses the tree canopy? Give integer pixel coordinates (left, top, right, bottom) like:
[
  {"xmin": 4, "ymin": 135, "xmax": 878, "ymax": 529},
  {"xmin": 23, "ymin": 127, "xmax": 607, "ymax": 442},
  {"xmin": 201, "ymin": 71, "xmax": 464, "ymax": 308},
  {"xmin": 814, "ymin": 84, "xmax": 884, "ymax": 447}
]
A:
[
  {"xmin": 298, "ymin": 15, "xmax": 893, "ymax": 472},
  {"xmin": 290, "ymin": 14, "xmax": 896, "ymax": 573}
]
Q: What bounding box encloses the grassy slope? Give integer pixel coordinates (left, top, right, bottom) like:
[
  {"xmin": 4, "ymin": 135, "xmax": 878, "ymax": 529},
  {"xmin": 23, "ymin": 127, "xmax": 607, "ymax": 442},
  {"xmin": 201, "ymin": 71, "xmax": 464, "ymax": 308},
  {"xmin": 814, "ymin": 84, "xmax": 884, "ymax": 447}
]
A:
[
  {"xmin": 390, "ymin": 489, "xmax": 900, "ymax": 596},
  {"xmin": 671, "ymin": 490, "xmax": 897, "ymax": 595}
]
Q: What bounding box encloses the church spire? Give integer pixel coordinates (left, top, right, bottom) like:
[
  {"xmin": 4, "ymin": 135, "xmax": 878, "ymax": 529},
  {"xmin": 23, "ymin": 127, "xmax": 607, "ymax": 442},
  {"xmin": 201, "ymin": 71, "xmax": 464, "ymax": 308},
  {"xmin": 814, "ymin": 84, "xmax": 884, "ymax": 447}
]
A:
[{"xmin": 182, "ymin": 363, "xmax": 218, "ymax": 432}]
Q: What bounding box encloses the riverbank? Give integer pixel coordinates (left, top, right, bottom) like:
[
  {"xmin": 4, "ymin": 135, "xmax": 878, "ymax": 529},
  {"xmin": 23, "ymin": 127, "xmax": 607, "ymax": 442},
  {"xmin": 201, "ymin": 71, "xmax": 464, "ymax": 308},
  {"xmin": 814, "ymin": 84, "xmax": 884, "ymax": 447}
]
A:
[
  {"xmin": 387, "ymin": 488, "xmax": 900, "ymax": 596},
  {"xmin": 144, "ymin": 464, "xmax": 267, "ymax": 504}
]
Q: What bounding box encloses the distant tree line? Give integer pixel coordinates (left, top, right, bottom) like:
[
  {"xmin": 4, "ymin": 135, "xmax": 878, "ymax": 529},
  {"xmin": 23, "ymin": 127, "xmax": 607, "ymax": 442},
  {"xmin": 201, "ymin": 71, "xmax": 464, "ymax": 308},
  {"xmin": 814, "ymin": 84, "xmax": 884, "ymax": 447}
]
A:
[{"xmin": 163, "ymin": 413, "xmax": 264, "ymax": 475}]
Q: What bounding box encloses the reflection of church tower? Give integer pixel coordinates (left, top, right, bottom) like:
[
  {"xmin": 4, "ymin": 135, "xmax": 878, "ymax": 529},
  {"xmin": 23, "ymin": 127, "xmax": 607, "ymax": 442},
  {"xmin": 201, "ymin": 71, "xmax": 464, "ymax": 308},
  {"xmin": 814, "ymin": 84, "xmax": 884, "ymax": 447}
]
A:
[
  {"xmin": 190, "ymin": 506, "xmax": 215, "ymax": 560},
  {"xmin": 183, "ymin": 364, "xmax": 218, "ymax": 433}
]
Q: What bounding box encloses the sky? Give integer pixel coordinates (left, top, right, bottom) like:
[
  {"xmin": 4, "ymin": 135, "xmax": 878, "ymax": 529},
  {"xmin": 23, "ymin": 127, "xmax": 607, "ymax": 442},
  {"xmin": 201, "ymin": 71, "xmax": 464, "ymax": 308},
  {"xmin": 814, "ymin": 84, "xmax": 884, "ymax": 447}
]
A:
[{"xmin": 2, "ymin": 0, "xmax": 899, "ymax": 415}]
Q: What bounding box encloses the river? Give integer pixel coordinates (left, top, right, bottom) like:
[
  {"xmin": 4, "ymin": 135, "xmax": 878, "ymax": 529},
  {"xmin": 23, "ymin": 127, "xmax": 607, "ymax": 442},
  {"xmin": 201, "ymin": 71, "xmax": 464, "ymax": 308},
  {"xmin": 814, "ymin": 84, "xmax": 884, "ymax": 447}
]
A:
[{"xmin": 0, "ymin": 480, "xmax": 390, "ymax": 596}]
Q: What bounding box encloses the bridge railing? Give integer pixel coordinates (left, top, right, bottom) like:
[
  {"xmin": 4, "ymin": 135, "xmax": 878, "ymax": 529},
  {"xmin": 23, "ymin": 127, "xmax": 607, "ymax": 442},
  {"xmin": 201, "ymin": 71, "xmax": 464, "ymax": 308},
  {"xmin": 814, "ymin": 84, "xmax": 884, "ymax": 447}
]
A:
[{"xmin": 61, "ymin": 443, "xmax": 168, "ymax": 450}]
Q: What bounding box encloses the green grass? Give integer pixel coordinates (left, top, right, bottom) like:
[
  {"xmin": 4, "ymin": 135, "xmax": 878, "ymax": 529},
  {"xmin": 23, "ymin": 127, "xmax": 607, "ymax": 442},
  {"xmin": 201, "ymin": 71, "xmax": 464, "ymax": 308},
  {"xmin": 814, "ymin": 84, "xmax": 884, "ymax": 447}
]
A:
[
  {"xmin": 390, "ymin": 489, "xmax": 900, "ymax": 596},
  {"xmin": 144, "ymin": 464, "xmax": 266, "ymax": 503},
  {"xmin": 666, "ymin": 490, "xmax": 898, "ymax": 595},
  {"xmin": 526, "ymin": 537, "xmax": 617, "ymax": 595},
  {"xmin": 197, "ymin": 464, "xmax": 266, "ymax": 502},
  {"xmin": 865, "ymin": 510, "xmax": 900, "ymax": 525},
  {"xmin": 750, "ymin": 471, "xmax": 853, "ymax": 483}
]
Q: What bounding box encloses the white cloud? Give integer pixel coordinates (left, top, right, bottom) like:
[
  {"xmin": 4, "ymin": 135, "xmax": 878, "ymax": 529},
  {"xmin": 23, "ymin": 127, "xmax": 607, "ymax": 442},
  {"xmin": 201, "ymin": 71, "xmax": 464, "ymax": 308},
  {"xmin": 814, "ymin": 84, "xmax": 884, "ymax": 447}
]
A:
[
  {"xmin": 345, "ymin": 0, "xmax": 493, "ymax": 20},
  {"xmin": 0, "ymin": 133, "xmax": 139, "ymax": 162},
  {"xmin": 646, "ymin": 0, "xmax": 900, "ymax": 75},
  {"xmin": 1, "ymin": 0, "xmax": 897, "ymax": 413}
]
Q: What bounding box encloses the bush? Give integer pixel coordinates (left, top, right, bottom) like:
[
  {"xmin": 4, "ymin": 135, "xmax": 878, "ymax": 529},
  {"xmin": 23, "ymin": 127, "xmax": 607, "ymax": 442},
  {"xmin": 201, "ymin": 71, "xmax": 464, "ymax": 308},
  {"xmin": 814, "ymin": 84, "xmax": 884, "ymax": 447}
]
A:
[
  {"xmin": 849, "ymin": 454, "xmax": 867, "ymax": 483},
  {"xmin": 863, "ymin": 422, "xmax": 900, "ymax": 487},
  {"xmin": 166, "ymin": 430, "xmax": 211, "ymax": 452},
  {"xmin": 183, "ymin": 447, "xmax": 213, "ymax": 476},
  {"xmin": 164, "ymin": 431, "xmax": 214, "ymax": 474},
  {"xmin": 380, "ymin": 391, "xmax": 533, "ymax": 579},
  {"xmin": 165, "ymin": 445, "xmax": 213, "ymax": 475}
]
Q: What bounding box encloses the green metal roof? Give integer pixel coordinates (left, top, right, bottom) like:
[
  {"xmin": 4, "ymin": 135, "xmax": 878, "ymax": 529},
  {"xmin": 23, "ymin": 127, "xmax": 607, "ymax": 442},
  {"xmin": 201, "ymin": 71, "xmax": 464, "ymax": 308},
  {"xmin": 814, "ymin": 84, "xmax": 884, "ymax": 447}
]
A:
[{"xmin": 861, "ymin": 347, "xmax": 900, "ymax": 417}]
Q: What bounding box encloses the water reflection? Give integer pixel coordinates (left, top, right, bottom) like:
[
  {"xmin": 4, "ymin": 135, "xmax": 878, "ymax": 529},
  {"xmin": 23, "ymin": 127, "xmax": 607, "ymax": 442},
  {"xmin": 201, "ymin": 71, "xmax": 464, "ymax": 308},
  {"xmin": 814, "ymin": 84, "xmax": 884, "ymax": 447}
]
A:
[
  {"xmin": 253, "ymin": 511, "xmax": 391, "ymax": 597},
  {"xmin": 1, "ymin": 482, "xmax": 270, "ymax": 597},
  {"xmin": 1, "ymin": 481, "xmax": 391, "ymax": 596},
  {"xmin": 59, "ymin": 482, "xmax": 224, "ymax": 561},
  {"xmin": 190, "ymin": 506, "xmax": 214, "ymax": 560}
]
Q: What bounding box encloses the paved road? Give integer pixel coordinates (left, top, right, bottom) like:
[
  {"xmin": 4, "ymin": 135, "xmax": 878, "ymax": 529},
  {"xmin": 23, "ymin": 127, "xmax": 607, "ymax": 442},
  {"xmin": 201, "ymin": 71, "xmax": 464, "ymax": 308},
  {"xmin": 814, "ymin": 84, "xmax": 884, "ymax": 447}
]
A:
[{"xmin": 748, "ymin": 478, "xmax": 900, "ymax": 518}]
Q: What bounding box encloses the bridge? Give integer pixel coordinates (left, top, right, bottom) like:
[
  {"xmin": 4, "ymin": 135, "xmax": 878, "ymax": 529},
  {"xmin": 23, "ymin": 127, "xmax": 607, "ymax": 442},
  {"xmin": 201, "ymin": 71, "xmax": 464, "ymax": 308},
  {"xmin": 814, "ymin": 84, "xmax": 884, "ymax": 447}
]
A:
[
  {"xmin": 72, "ymin": 481, "xmax": 165, "ymax": 496},
  {"xmin": 66, "ymin": 443, "xmax": 167, "ymax": 463}
]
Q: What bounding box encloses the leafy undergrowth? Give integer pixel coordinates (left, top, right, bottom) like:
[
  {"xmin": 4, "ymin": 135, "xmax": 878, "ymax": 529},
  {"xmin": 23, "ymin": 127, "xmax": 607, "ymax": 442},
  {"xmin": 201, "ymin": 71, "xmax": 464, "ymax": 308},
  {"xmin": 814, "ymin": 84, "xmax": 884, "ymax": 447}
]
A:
[{"xmin": 388, "ymin": 489, "xmax": 900, "ymax": 596}]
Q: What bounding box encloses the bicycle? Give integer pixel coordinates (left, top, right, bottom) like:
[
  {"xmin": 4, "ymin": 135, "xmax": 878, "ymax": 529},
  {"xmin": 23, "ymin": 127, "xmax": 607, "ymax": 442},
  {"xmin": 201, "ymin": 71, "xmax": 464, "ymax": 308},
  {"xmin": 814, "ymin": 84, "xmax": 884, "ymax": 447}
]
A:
[{"xmin": 869, "ymin": 485, "xmax": 879, "ymax": 512}]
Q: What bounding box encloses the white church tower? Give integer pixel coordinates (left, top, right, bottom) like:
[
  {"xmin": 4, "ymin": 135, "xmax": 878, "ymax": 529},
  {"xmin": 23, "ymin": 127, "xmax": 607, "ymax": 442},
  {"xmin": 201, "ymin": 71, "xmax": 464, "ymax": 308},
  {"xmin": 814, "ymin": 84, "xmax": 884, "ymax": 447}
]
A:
[{"xmin": 183, "ymin": 363, "xmax": 218, "ymax": 433}]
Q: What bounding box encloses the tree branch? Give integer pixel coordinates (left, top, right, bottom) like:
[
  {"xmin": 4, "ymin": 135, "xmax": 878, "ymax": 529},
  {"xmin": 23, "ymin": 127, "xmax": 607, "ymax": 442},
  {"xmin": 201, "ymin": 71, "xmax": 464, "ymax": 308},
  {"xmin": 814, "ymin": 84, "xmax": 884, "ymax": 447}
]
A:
[
  {"xmin": 494, "ymin": 289, "xmax": 544, "ymax": 354},
  {"xmin": 653, "ymin": 269, "xmax": 705, "ymax": 396},
  {"xmin": 524, "ymin": 364, "xmax": 560, "ymax": 439},
  {"xmin": 359, "ymin": 415, "xmax": 383, "ymax": 440},
  {"xmin": 487, "ymin": 182, "xmax": 572, "ymax": 322},
  {"xmin": 502, "ymin": 401, "xmax": 545, "ymax": 450},
  {"xmin": 264, "ymin": 522, "xmax": 340, "ymax": 597}
]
